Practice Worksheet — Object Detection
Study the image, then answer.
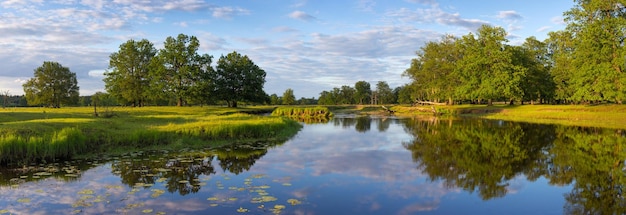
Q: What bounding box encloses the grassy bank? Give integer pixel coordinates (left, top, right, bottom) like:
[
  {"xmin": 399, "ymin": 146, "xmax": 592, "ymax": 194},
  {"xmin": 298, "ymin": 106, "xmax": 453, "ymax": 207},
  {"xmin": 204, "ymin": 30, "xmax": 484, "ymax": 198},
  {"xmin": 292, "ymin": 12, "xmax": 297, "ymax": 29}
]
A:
[
  {"xmin": 390, "ymin": 104, "xmax": 626, "ymax": 129},
  {"xmin": 0, "ymin": 106, "xmax": 301, "ymax": 164}
]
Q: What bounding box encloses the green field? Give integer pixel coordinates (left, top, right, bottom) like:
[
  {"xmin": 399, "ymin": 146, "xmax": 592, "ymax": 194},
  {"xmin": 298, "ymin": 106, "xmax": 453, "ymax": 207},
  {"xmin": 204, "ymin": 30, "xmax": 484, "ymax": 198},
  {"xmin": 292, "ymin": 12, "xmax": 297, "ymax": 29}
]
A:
[{"xmin": 0, "ymin": 106, "xmax": 302, "ymax": 164}]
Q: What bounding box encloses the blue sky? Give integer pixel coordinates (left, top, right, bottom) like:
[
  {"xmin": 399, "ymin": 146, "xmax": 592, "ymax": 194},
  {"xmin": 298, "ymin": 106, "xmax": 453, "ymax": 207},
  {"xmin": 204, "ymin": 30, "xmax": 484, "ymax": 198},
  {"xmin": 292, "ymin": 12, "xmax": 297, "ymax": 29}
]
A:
[{"xmin": 0, "ymin": 0, "xmax": 573, "ymax": 98}]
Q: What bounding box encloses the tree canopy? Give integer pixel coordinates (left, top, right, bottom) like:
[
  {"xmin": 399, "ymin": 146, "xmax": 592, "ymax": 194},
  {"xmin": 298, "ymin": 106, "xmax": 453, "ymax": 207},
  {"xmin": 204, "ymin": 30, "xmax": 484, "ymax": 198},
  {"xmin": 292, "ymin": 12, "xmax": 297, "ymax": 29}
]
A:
[
  {"xmin": 401, "ymin": 0, "xmax": 626, "ymax": 105},
  {"xmin": 151, "ymin": 34, "xmax": 213, "ymax": 106},
  {"xmin": 213, "ymin": 51, "xmax": 267, "ymax": 107},
  {"xmin": 104, "ymin": 39, "xmax": 156, "ymax": 107},
  {"xmin": 23, "ymin": 61, "xmax": 79, "ymax": 108}
]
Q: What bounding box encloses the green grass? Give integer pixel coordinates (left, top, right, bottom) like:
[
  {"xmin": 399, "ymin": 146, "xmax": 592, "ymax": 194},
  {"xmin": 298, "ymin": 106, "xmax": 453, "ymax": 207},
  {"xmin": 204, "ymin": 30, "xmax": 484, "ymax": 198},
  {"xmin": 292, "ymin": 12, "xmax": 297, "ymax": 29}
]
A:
[
  {"xmin": 271, "ymin": 106, "xmax": 333, "ymax": 119},
  {"xmin": 0, "ymin": 106, "xmax": 300, "ymax": 164},
  {"xmin": 389, "ymin": 104, "xmax": 626, "ymax": 129}
]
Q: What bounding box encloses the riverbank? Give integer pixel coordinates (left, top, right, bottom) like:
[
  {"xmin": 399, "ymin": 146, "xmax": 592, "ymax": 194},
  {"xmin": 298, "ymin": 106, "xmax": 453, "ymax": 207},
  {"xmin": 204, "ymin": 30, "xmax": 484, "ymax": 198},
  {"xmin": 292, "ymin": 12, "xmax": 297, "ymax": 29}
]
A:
[
  {"xmin": 390, "ymin": 104, "xmax": 626, "ymax": 129},
  {"xmin": 0, "ymin": 106, "xmax": 301, "ymax": 164},
  {"xmin": 318, "ymin": 104, "xmax": 626, "ymax": 129}
]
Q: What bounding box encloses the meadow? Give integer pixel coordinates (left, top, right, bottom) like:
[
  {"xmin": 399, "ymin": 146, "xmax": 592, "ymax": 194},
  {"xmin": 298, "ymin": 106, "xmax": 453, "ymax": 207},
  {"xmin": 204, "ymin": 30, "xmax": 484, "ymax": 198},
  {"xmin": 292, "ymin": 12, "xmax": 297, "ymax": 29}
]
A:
[{"xmin": 0, "ymin": 106, "xmax": 302, "ymax": 164}]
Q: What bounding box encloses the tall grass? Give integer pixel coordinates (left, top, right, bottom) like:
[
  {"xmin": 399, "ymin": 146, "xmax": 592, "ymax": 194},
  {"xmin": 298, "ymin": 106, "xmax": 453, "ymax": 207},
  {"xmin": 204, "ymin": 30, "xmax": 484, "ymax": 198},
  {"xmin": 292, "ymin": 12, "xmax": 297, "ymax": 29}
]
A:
[
  {"xmin": 271, "ymin": 106, "xmax": 333, "ymax": 119},
  {"xmin": 0, "ymin": 106, "xmax": 300, "ymax": 164},
  {"xmin": 0, "ymin": 127, "xmax": 87, "ymax": 163}
]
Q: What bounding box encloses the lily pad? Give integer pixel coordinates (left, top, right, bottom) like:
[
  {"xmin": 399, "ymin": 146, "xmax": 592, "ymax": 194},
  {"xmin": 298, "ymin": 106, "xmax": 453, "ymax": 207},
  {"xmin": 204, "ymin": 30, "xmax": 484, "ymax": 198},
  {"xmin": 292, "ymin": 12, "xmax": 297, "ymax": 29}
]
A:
[
  {"xmin": 237, "ymin": 207, "xmax": 249, "ymax": 213},
  {"xmin": 287, "ymin": 199, "xmax": 302, "ymax": 205},
  {"xmin": 17, "ymin": 198, "xmax": 31, "ymax": 203},
  {"xmin": 142, "ymin": 209, "xmax": 153, "ymax": 213},
  {"xmin": 78, "ymin": 189, "xmax": 95, "ymax": 195}
]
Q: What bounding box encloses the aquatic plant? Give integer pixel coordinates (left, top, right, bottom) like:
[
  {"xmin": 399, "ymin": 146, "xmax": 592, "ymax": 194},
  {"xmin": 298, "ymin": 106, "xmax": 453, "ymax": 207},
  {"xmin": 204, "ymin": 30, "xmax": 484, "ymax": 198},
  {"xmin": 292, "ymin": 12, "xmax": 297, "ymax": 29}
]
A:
[{"xmin": 271, "ymin": 106, "xmax": 333, "ymax": 121}]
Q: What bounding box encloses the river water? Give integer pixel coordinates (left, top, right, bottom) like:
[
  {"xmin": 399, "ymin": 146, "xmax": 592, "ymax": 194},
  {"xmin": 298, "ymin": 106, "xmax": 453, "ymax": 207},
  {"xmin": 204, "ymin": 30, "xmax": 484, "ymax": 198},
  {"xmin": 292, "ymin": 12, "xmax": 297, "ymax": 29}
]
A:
[{"xmin": 0, "ymin": 116, "xmax": 624, "ymax": 214}]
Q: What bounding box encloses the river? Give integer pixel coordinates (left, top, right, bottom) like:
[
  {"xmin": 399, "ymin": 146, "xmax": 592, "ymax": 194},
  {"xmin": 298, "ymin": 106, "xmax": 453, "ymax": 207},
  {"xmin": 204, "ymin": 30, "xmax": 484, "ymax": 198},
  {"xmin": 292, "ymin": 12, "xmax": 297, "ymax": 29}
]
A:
[{"xmin": 0, "ymin": 116, "xmax": 624, "ymax": 214}]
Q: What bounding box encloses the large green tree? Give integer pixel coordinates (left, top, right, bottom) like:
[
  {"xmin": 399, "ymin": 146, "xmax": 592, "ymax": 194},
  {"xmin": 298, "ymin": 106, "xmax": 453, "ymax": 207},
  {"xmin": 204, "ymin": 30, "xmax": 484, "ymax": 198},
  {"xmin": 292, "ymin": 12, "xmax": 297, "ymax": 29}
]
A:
[
  {"xmin": 563, "ymin": 0, "xmax": 626, "ymax": 103},
  {"xmin": 455, "ymin": 25, "xmax": 526, "ymax": 105},
  {"xmin": 374, "ymin": 81, "xmax": 395, "ymax": 104},
  {"xmin": 23, "ymin": 61, "xmax": 79, "ymax": 108},
  {"xmin": 213, "ymin": 51, "xmax": 267, "ymax": 107},
  {"xmin": 104, "ymin": 39, "xmax": 157, "ymax": 107},
  {"xmin": 511, "ymin": 37, "xmax": 555, "ymax": 104},
  {"xmin": 354, "ymin": 81, "xmax": 371, "ymax": 105},
  {"xmin": 151, "ymin": 34, "xmax": 213, "ymax": 106},
  {"xmin": 404, "ymin": 34, "xmax": 460, "ymax": 104},
  {"xmin": 546, "ymin": 30, "xmax": 576, "ymax": 103}
]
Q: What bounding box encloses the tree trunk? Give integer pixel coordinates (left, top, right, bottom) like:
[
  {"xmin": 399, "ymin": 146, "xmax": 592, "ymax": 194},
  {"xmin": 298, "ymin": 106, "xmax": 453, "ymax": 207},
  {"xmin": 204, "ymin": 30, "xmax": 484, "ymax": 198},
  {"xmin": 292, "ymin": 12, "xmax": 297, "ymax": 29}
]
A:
[
  {"xmin": 232, "ymin": 101, "xmax": 237, "ymax": 108},
  {"xmin": 177, "ymin": 97, "xmax": 183, "ymax": 107},
  {"xmin": 487, "ymin": 99, "xmax": 493, "ymax": 106}
]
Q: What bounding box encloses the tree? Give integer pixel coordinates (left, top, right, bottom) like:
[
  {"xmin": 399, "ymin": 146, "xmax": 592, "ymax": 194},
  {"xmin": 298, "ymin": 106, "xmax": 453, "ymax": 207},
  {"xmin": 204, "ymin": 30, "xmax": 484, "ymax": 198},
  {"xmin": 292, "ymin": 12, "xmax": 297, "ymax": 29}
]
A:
[
  {"xmin": 23, "ymin": 61, "xmax": 79, "ymax": 108},
  {"xmin": 282, "ymin": 88, "xmax": 296, "ymax": 105},
  {"xmin": 213, "ymin": 51, "xmax": 267, "ymax": 107},
  {"xmin": 151, "ymin": 34, "xmax": 213, "ymax": 106},
  {"xmin": 511, "ymin": 37, "xmax": 555, "ymax": 104},
  {"xmin": 455, "ymin": 25, "xmax": 525, "ymax": 105},
  {"xmin": 563, "ymin": 0, "xmax": 626, "ymax": 103},
  {"xmin": 104, "ymin": 39, "xmax": 157, "ymax": 107},
  {"xmin": 546, "ymin": 30, "xmax": 576, "ymax": 103},
  {"xmin": 339, "ymin": 85, "xmax": 356, "ymax": 104},
  {"xmin": 374, "ymin": 81, "xmax": 395, "ymax": 104},
  {"xmin": 354, "ymin": 81, "xmax": 371, "ymax": 105},
  {"xmin": 269, "ymin": 93, "xmax": 281, "ymax": 105},
  {"xmin": 404, "ymin": 35, "xmax": 461, "ymax": 104}
]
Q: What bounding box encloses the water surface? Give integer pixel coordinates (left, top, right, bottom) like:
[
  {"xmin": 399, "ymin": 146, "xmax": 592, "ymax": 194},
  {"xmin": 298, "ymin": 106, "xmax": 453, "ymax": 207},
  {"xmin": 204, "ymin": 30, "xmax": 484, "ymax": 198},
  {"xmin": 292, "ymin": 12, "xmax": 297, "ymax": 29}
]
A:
[{"xmin": 0, "ymin": 116, "xmax": 624, "ymax": 214}]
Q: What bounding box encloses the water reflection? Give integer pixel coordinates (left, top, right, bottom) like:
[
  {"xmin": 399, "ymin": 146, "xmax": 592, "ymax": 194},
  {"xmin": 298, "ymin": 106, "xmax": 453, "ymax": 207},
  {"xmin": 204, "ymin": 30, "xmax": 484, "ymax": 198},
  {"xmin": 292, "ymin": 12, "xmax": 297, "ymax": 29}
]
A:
[
  {"xmin": 0, "ymin": 116, "xmax": 625, "ymax": 214},
  {"xmin": 111, "ymin": 141, "xmax": 277, "ymax": 196},
  {"xmin": 402, "ymin": 118, "xmax": 626, "ymax": 213}
]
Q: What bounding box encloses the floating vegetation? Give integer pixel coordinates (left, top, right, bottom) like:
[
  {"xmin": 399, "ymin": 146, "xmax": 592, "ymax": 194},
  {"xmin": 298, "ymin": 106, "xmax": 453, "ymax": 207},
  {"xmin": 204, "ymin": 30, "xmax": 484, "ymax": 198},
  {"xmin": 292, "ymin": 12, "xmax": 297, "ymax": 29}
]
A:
[
  {"xmin": 209, "ymin": 204, "xmax": 218, "ymax": 207},
  {"xmin": 282, "ymin": 183, "xmax": 292, "ymax": 186},
  {"xmin": 207, "ymin": 197, "xmax": 219, "ymax": 201},
  {"xmin": 237, "ymin": 207, "xmax": 249, "ymax": 213},
  {"xmin": 17, "ymin": 198, "xmax": 30, "ymax": 203},
  {"xmin": 287, "ymin": 199, "xmax": 302, "ymax": 205},
  {"xmin": 178, "ymin": 180, "xmax": 189, "ymax": 184},
  {"xmin": 228, "ymin": 197, "xmax": 238, "ymax": 201},
  {"xmin": 142, "ymin": 209, "xmax": 153, "ymax": 213},
  {"xmin": 78, "ymin": 189, "xmax": 95, "ymax": 195},
  {"xmin": 151, "ymin": 189, "xmax": 166, "ymax": 198}
]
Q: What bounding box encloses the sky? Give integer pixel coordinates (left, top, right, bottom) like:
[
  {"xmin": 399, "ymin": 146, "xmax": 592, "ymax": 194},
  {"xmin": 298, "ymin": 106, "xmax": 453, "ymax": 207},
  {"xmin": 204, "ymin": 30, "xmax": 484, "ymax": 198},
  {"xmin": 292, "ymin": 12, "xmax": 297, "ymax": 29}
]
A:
[{"xmin": 0, "ymin": 0, "xmax": 574, "ymax": 99}]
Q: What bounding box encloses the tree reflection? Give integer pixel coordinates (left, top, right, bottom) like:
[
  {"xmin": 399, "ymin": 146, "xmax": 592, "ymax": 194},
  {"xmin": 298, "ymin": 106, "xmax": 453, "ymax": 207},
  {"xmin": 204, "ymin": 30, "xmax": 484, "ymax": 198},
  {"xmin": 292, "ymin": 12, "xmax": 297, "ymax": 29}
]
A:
[
  {"xmin": 550, "ymin": 127, "xmax": 626, "ymax": 215},
  {"xmin": 111, "ymin": 141, "xmax": 281, "ymax": 195},
  {"xmin": 402, "ymin": 118, "xmax": 554, "ymax": 200},
  {"xmin": 402, "ymin": 118, "xmax": 626, "ymax": 213}
]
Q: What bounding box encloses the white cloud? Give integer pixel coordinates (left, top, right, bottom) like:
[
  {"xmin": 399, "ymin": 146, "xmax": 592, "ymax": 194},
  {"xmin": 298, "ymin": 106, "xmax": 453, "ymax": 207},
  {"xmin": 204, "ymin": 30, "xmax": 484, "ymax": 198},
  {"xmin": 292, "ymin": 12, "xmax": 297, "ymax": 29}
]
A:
[
  {"xmin": 497, "ymin": 10, "xmax": 523, "ymax": 21},
  {"xmin": 386, "ymin": 7, "xmax": 489, "ymax": 31},
  {"xmin": 175, "ymin": 21, "xmax": 188, "ymax": 27},
  {"xmin": 212, "ymin": 6, "xmax": 250, "ymax": 19},
  {"xmin": 288, "ymin": 10, "xmax": 316, "ymax": 21},
  {"xmin": 551, "ymin": 16, "xmax": 565, "ymax": 25},
  {"xmin": 405, "ymin": 0, "xmax": 437, "ymax": 5},
  {"xmin": 88, "ymin": 70, "xmax": 106, "ymax": 78}
]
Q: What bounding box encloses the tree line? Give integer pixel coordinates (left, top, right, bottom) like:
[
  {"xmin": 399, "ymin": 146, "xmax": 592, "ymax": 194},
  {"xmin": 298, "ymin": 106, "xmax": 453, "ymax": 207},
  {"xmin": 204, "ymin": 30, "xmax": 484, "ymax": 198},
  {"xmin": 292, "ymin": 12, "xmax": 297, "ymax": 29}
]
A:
[
  {"xmin": 20, "ymin": 34, "xmax": 267, "ymax": 108},
  {"xmin": 403, "ymin": 0, "xmax": 626, "ymax": 105},
  {"xmin": 316, "ymin": 80, "xmax": 399, "ymax": 105}
]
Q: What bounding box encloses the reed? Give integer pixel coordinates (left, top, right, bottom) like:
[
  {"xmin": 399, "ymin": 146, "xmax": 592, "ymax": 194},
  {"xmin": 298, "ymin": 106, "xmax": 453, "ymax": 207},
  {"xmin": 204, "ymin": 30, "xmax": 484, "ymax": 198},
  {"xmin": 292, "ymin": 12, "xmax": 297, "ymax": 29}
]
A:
[{"xmin": 271, "ymin": 106, "xmax": 333, "ymax": 119}]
